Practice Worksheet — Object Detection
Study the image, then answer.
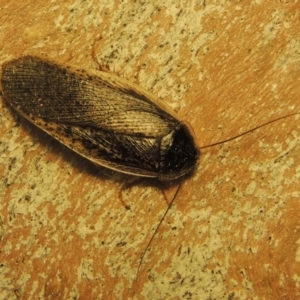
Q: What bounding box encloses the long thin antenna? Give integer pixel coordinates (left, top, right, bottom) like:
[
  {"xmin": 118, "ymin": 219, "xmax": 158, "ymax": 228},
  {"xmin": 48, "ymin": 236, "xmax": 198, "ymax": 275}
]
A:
[
  {"xmin": 200, "ymin": 112, "xmax": 300, "ymax": 149},
  {"xmin": 135, "ymin": 184, "xmax": 182, "ymax": 282}
]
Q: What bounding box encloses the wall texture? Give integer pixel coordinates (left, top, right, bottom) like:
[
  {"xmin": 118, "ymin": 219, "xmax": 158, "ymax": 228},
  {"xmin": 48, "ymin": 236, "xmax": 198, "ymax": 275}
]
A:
[{"xmin": 1, "ymin": 1, "xmax": 300, "ymax": 299}]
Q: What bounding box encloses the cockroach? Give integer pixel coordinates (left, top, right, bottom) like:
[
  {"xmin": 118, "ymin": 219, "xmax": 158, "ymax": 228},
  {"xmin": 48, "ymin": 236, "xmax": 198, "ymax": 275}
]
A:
[{"xmin": 0, "ymin": 55, "xmax": 199, "ymax": 181}]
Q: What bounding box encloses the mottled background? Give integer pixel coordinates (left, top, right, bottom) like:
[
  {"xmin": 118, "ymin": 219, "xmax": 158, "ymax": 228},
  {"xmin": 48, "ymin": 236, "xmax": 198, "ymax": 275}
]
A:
[{"xmin": 1, "ymin": 1, "xmax": 300, "ymax": 299}]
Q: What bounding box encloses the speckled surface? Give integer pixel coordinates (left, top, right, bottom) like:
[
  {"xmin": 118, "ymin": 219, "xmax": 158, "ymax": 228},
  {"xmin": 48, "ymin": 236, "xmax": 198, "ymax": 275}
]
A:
[{"xmin": 1, "ymin": 1, "xmax": 300, "ymax": 299}]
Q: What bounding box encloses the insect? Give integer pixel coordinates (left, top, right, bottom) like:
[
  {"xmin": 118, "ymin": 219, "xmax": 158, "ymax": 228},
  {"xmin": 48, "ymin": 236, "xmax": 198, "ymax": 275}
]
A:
[{"xmin": 0, "ymin": 55, "xmax": 199, "ymax": 181}]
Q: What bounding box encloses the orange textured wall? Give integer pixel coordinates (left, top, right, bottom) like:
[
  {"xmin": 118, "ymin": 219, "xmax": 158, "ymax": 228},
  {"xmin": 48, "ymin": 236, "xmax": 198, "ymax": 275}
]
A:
[{"xmin": 1, "ymin": 1, "xmax": 300, "ymax": 299}]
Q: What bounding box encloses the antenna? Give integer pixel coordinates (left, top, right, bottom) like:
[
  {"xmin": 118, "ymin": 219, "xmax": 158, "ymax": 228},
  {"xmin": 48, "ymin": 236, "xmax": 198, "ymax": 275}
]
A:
[{"xmin": 200, "ymin": 112, "xmax": 299, "ymax": 149}]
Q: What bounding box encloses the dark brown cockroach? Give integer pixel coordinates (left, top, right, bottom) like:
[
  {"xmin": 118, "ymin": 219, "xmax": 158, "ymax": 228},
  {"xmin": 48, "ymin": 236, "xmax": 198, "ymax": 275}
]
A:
[{"xmin": 1, "ymin": 56, "xmax": 199, "ymax": 181}]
